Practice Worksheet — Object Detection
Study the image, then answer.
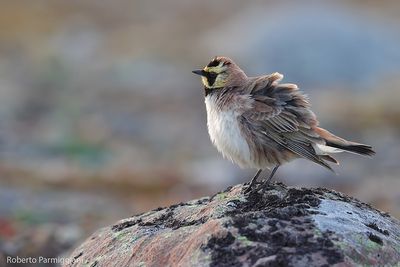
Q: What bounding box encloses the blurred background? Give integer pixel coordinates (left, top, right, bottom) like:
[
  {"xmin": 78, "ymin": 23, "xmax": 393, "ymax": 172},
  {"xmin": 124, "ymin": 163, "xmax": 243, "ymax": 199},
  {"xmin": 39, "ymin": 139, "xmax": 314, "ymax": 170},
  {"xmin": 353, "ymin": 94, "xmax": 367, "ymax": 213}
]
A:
[{"xmin": 0, "ymin": 0, "xmax": 399, "ymax": 265}]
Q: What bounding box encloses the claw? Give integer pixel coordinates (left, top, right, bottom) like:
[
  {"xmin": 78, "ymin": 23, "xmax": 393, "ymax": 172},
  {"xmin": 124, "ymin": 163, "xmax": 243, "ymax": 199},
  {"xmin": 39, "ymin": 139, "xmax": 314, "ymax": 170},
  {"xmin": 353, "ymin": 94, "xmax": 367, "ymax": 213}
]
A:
[
  {"xmin": 243, "ymin": 185, "xmax": 253, "ymax": 194},
  {"xmin": 243, "ymin": 182, "xmax": 262, "ymax": 194}
]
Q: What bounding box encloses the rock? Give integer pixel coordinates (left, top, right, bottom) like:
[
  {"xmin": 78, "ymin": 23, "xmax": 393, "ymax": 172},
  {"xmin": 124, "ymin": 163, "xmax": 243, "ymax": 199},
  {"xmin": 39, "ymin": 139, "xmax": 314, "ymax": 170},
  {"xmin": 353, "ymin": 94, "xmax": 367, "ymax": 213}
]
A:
[{"xmin": 65, "ymin": 183, "xmax": 400, "ymax": 267}]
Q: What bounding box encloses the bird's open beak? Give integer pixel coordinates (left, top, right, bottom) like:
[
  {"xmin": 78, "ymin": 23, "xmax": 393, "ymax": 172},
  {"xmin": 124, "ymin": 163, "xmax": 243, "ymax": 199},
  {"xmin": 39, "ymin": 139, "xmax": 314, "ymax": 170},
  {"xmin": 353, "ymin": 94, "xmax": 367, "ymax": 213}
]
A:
[{"xmin": 192, "ymin": 69, "xmax": 206, "ymax": 76}]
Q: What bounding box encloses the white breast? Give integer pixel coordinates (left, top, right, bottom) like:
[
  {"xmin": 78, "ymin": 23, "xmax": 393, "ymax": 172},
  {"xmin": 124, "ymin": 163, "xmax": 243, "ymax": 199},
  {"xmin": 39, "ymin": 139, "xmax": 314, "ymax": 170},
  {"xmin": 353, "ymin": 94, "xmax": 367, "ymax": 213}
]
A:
[{"xmin": 205, "ymin": 96, "xmax": 251, "ymax": 168}]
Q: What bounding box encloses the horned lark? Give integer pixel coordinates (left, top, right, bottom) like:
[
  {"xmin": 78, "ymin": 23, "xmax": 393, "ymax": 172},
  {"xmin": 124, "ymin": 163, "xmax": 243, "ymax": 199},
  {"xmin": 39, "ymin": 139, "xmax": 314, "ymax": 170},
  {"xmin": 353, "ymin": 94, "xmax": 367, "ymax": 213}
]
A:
[{"xmin": 192, "ymin": 56, "xmax": 375, "ymax": 192}]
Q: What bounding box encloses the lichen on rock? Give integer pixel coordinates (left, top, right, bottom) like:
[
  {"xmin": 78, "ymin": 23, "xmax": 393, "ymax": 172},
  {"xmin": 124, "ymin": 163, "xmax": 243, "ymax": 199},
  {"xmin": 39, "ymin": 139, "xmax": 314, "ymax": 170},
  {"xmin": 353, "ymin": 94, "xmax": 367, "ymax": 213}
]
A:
[{"xmin": 65, "ymin": 183, "xmax": 400, "ymax": 267}]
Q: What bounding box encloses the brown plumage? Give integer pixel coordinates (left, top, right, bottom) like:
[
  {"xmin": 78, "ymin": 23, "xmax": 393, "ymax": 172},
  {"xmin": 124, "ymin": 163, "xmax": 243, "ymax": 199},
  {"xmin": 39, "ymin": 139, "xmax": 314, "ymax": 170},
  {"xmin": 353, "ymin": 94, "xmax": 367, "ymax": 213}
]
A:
[{"xmin": 192, "ymin": 56, "xmax": 375, "ymax": 191}]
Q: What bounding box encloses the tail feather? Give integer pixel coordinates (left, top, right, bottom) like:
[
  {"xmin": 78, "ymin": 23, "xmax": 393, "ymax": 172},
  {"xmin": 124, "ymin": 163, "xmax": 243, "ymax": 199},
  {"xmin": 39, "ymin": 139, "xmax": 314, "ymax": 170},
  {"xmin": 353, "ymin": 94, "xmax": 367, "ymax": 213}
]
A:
[
  {"xmin": 315, "ymin": 127, "xmax": 376, "ymax": 157},
  {"xmin": 325, "ymin": 141, "xmax": 375, "ymax": 157}
]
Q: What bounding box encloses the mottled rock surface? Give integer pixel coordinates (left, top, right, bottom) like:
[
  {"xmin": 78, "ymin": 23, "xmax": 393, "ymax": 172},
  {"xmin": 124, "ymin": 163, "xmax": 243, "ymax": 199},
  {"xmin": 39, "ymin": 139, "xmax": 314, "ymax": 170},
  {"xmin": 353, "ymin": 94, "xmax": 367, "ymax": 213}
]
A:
[{"xmin": 66, "ymin": 183, "xmax": 400, "ymax": 267}]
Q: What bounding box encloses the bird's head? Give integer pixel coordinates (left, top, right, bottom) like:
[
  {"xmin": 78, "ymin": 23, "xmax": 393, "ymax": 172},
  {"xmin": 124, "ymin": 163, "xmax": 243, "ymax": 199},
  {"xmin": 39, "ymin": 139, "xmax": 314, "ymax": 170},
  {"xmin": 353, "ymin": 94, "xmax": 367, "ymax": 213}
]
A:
[{"xmin": 192, "ymin": 56, "xmax": 247, "ymax": 89}]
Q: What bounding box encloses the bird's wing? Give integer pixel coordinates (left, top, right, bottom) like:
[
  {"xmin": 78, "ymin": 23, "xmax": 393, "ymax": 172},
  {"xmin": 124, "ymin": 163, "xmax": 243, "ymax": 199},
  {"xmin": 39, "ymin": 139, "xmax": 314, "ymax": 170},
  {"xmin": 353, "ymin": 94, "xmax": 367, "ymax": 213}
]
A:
[{"xmin": 242, "ymin": 73, "xmax": 334, "ymax": 171}]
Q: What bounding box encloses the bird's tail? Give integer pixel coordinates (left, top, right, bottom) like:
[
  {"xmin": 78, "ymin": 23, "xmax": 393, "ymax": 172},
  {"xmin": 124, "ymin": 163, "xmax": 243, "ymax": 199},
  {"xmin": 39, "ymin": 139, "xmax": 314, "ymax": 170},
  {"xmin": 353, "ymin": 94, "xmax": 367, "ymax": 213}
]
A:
[{"xmin": 314, "ymin": 127, "xmax": 375, "ymax": 157}]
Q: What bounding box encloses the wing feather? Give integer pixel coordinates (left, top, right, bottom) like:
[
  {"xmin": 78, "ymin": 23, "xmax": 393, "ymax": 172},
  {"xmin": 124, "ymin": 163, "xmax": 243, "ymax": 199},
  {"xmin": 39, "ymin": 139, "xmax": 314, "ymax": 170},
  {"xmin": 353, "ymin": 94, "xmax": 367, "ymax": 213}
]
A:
[{"xmin": 243, "ymin": 75, "xmax": 333, "ymax": 171}]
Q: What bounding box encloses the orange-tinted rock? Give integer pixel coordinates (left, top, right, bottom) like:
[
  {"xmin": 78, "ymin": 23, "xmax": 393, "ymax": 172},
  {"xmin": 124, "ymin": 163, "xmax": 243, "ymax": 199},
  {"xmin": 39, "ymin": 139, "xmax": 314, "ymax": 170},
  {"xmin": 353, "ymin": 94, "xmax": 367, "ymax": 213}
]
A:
[{"xmin": 65, "ymin": 183, "xmax": 400, "ymax": 267}]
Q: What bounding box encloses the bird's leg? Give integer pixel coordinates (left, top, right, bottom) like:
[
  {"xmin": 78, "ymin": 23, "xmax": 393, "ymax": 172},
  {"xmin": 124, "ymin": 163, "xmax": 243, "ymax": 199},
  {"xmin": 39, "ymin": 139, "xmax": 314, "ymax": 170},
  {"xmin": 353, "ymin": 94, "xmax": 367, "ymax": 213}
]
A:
[
  {"xmin": 244, "ymin": 169, "xmax": 263, "ymax": 193},
  {"xmin": 261, "ymin": 165, "xmax": 280, "ymax": 191}
]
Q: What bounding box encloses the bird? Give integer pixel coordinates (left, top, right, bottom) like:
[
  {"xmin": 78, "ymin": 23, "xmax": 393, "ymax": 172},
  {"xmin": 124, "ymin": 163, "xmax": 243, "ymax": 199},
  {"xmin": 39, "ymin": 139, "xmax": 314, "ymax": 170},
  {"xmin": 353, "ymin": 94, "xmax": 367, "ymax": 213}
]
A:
[{"xmin": 192, "ymin": 56, "xmax": 375, "ymax": 193}]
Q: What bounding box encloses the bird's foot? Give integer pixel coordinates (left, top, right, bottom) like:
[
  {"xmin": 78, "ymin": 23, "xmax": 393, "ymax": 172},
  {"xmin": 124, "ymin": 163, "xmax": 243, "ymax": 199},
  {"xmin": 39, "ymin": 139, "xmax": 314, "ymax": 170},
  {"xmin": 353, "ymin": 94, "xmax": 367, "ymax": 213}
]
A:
[
  {"xmin": 244, "ymin": 180, "xmax": 273, "ymax": 195},
  {"xmin": 243, "ymin": 182, "xmax": 262, "ymax": 194}
]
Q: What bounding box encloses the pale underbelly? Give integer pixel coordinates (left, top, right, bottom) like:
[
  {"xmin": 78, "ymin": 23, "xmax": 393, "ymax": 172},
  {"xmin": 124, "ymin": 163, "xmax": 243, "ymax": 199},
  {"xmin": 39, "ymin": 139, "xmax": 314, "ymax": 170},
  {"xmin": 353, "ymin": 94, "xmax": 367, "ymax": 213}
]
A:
[{"xmin": 207, "ymin": 109, "xmax": 264, "ymax": 169}]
